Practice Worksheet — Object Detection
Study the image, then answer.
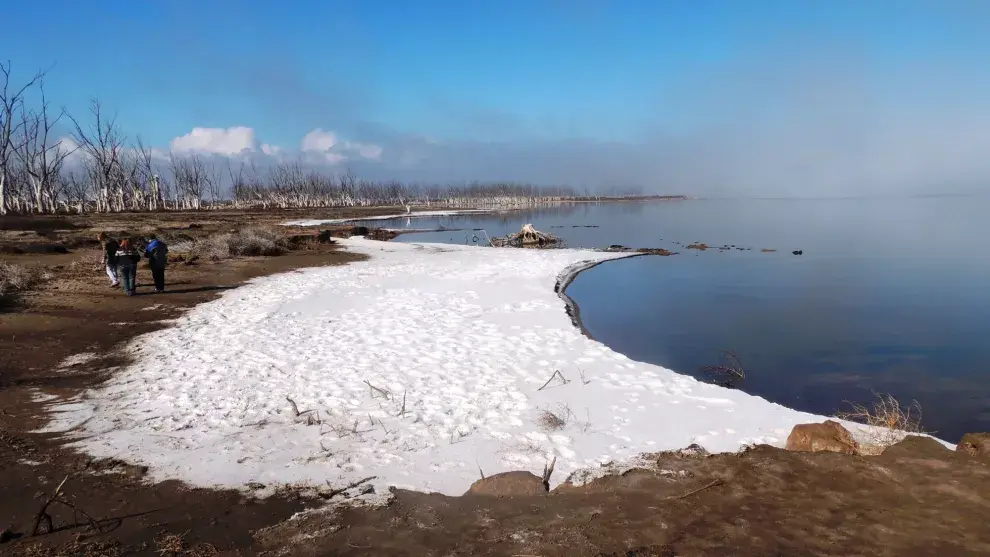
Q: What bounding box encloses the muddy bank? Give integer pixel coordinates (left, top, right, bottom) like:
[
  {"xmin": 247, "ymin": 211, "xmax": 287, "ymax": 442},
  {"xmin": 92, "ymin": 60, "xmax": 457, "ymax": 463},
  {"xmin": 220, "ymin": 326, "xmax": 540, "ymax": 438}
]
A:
[{"xmin": 0, "ymin": 212, "xmax": 367, "ymax": 556}]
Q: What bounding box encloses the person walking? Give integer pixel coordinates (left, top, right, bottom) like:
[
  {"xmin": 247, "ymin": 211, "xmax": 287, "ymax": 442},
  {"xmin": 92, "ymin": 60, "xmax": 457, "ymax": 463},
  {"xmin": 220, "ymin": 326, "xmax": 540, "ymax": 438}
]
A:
[
  {"xmin": 97, "ymin": 232, "xmax": 120, "ymax": 288},
  {"xmin": 144, "ymin": 234, "xmax": 169, "ymax": 293},
  {"xmin": 115, "ymin": 238, "xmax": 142, "ymax": 296}
]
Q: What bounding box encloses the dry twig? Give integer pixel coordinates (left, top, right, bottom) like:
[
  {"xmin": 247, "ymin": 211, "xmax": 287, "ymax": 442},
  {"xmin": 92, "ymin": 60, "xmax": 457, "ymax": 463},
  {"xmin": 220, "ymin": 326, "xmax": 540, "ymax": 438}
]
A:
[
  {"xmin": 320, "ymin": 476, "xmax": 377, "ymax": 500},
  {"xmin": 664, "ymin": 478, "xmax": 724, "ymax": 500},
  {"xmin": 699, "ymin": 350, "xmax": 746, "ymax": 387},
  {"xmin": 363, "ymin": 380, "xmax": 392, "ymax": 400},
  {"xmin": 537, "ymin": 369, "xmax": 570, "ymax": 391}
]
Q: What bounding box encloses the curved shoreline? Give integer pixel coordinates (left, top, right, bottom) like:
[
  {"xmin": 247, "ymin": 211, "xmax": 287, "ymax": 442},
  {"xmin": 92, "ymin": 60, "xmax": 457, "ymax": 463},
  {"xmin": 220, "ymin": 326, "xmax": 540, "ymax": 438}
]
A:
[
  {"xmin": 44, "ymin": 238, "xmax": 880, "ymax": 497},
  {"xmin": 554, "ymin": 253, "xmax": 646, "ymax": 339}
]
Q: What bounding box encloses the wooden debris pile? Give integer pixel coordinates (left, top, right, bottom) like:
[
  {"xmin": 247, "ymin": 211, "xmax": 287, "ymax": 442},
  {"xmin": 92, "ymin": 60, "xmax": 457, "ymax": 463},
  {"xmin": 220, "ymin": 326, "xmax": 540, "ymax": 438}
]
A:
[{"xmin": 491, "ymin": 224, "xmax": 562, "ymax": 248}]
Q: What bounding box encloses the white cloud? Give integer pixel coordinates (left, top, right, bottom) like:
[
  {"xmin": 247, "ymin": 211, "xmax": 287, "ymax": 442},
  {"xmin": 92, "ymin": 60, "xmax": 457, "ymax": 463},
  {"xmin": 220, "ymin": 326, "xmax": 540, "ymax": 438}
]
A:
[
  {"xmin": 170, "ymin": 126, "xmax": 258, "ymax": 155},
  {"xmin": 299, "ymin": 128, "xmax": 383, "ymax": 164},
  {"xmin": 301, "ymin": 129, "xmax": 338, "ymax": 153},
  {"xmin": 346, "ymin": 142, "xmax": 383, "ymax": 161},
  {"xmin": 160, "ymin": 127, "xmax": 383, "ymax": 168}
]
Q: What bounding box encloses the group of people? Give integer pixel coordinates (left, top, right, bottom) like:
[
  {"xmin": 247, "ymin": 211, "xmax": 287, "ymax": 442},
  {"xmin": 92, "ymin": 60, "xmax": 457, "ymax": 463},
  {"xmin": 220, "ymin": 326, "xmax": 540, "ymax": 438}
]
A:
[{"xmin": 97, "ymin": 232, "xmax": 169, "ymax": 296}]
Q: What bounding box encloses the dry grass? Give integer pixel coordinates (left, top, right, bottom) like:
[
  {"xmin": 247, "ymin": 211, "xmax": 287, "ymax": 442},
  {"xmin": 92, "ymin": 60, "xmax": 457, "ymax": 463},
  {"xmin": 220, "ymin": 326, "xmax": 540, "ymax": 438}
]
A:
[
  {"xmin": 154, "ymin": 532, "xmax": 188, "ymax": 556},
  {"xmin": 537, "ymin": 408, "xmax": 567, "ymax": 432},
  {"xmin": 193, "ymin": 227, "xmax": 289, "ymax": 261},
  {"xmin": 21, "ymin": 539, "xmax": 123, "ymax": 557},
  {"xmin": 836, "ymin": 392, "xmax": 926, "ymax": 455},
  {"xmin": 0, "ymin": 261, "xmax": 52, "ymax": 306}
]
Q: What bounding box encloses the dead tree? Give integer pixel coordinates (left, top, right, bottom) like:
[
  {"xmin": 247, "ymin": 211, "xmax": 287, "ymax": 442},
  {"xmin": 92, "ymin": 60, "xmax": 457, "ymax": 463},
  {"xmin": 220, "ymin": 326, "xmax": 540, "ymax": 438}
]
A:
[
  {"xmin": 170, "ymin": 152, "xmax": 206, "ymax": 210},
  {"xmin": 13, "ymin": 78, "xmax": 75, "ymax": 214},
  {"xmin": 0, "ymin": 62, "xmax": 44, "ymax": 215},
  {"xmin": 69, "ymin": 99, "xmax": 126, "ymax": 212},
  {"xmin": 205, "ymin": 158, "xmax": 224, "ymax": 208}
]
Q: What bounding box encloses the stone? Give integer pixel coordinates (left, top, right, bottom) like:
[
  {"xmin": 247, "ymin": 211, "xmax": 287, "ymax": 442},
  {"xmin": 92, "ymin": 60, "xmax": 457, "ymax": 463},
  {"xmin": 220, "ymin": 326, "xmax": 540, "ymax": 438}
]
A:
[
  {"xmin": 957, "ymin": 432, "xmax": 990, "ymax": 456},
  {"xmin": 465, "ymin": 471, "xmax": 547, "ymax": 497},
  {"xmin": 785, "ymin": 420, "xmax": 859, "ymax": 455},
  {"xmin": 881, "ymin": 435, "xmax": 951, "ymax": 458}
]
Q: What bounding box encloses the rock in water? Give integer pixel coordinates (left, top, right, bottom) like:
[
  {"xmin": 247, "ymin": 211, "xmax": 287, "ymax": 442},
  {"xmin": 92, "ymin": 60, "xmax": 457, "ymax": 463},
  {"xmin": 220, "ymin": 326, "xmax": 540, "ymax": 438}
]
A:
[
  {"xmin": 785, "ymin": 420, "xmax": 859, "ymax": 455},
  {"xmin": 958, "ymin": 432, "xmax": 990, "ymax": 456},
  {"xmin": 465, "ymin": 471, "xmax": 547, "ymax": 497}
]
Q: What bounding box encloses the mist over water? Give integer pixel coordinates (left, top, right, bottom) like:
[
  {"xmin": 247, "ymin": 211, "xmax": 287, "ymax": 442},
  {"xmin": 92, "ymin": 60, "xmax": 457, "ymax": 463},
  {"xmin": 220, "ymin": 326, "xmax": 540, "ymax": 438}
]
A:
[{"xmin": 357, "ymin": 198, "xmax": 990, "ymax": 441}]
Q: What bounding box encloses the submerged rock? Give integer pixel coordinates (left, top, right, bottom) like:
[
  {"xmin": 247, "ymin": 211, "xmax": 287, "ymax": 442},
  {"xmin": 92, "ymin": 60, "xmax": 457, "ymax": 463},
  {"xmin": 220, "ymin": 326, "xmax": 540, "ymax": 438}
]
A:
[
  {"xmin": 635, "ymin": 248, "xmax": 676, "ymax": 256},
  {"xmin": 785, "ymin": 420, "xmax": 859, "ymax": 455}
]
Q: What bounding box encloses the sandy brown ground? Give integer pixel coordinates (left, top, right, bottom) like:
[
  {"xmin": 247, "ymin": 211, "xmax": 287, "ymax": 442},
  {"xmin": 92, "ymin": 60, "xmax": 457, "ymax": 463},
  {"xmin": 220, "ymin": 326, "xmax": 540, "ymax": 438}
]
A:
[{"xmin": 2, "ymin": 210, "xmax": 990, "ymax": 556}]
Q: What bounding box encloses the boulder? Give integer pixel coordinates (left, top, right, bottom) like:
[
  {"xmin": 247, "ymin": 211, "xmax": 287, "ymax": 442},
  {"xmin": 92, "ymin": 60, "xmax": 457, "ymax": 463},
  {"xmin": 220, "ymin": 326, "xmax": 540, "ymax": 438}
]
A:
[
  {"xmin": 957, "ymin": 432, "xmax": 990, "ymax": 456},
  {"xmin": 465, "ymin": 471, "xmax": 547, "ymax": 497},
  {"xmin": 785, "ymin": 420, "xmax": 859, "ymax": 455},
  {"xmin": 881, "ymin": 435, "xmax": 951, "ymax": 458}
]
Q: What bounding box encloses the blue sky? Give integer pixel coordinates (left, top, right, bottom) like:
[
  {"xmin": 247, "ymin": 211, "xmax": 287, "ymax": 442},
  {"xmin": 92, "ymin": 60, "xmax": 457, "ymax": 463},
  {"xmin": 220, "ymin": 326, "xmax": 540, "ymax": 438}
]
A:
[{"xmin": 4, "ymin": 0, "xmax": 990, "ymax": 194}]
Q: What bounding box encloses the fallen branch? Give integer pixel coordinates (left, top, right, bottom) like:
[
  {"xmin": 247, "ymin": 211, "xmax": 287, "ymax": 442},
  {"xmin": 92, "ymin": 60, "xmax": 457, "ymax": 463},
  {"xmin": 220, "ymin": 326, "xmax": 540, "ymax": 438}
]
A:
[
  {"xmin": 321, "ymin": 476, "xmax": 377, "ymax": 500},
  {"xmin": 363, "ymin": 380, "xmax": 392, "ymax": 400},
  {"xmin": 286, "ymin": 396, "xmax": 316, "ymax": 417},
  {"xmin": 537, "ymin": 369, "xmax": 570, "ymax": 391},
  {"xmin": 664, "ymin": 478, "xmax": 724, "ymax": 500},
  {"xmin": 31, "ymin": 475, "xmax": 103, "ymax": 536},
  {"xmin": 32, "ymin": 475, "xmax": 69, "ymax": 536}
]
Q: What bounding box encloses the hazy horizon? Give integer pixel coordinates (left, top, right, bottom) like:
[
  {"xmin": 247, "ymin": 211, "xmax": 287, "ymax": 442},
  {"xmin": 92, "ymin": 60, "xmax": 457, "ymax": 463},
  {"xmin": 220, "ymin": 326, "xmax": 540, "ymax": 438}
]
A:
[{"xmin": 4, "ymin": 0, "xmax": 990, "ymax": 197}]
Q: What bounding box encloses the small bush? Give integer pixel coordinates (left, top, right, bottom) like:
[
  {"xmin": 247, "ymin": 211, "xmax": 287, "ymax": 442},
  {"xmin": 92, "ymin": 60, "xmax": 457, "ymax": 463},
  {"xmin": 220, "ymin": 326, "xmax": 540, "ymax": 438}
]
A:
[
  {"xmin": 193, "ymin": 228, "xmax": 290, "ymax": 261},
  {"xmin": 0, "ymin": 262, "xmax": 50, "ymax": 306},
  {"xmin": 538, "ymin": 409, "xmax": 567, "ymax": 432},
  {"xmin": 836, "ymin": 392, "xmax": 925, "ymax": 455}
]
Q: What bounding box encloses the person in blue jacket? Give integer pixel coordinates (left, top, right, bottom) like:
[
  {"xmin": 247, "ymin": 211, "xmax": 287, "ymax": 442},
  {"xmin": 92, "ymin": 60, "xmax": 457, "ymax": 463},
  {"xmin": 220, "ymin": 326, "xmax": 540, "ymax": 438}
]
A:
[{"xmin": 144, "ymin": 234, "xmax": 169, "ymax": 293}]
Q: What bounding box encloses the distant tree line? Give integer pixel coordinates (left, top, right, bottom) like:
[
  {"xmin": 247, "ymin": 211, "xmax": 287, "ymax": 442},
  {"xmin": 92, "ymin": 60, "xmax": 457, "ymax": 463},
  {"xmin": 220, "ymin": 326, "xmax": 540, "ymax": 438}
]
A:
[{"xmin": 0, "ymin": 63, "xmax": 646, "ymax": 215}]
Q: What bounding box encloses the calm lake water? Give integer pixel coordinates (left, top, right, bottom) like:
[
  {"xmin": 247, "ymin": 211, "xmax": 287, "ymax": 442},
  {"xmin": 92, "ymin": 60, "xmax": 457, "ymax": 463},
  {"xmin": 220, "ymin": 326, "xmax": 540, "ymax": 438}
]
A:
[{"xmin": 353, "ymin": 198, "xmax": 990, "ymax": 442}]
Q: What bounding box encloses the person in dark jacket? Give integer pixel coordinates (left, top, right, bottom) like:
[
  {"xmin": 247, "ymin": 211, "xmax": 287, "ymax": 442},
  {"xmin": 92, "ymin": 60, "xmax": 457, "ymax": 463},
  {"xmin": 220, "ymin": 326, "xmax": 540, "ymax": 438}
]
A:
[
  {"xmin": 97, "ymin": 232, "xmax": 120, "ymax": 287},
  {"xmin": 144, "ymin": 234, "xmax": 169, "ymax": 293},
  {"xmin": 115, "ymin": 238, "xmax": 142, "ymax": 296}
]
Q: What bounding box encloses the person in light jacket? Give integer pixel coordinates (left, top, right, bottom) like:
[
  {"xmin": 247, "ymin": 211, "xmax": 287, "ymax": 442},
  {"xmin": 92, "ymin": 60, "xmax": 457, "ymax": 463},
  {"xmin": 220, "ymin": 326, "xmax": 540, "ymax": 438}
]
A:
[
  {"xmin": 115, "ymin": 238, "xmax": 142, "ymax": 296},
  {"xmin": 144, "ymin": 234, "xmax": 169, "ymax": 293}
]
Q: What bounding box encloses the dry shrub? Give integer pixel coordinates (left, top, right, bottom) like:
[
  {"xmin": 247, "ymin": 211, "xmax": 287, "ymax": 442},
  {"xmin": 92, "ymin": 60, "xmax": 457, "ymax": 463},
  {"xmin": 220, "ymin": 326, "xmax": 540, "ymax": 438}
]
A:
[
  {"xmin": 154, "ymin": 532, "xmax": 188, "ymax": 556},
  {"xmin": 0, "ymin": 262, "xmax": 51, "ymax": 305},
  {"xmin": 699, "ymin": 350, "xmax": 746, "ymax": 388},
  {"xmin": 194, "ymin": 227, "xmax": 289, "ymax": 261},
  {"xmin": 538, "ymin": 409, "xmax": 567, "ymax": 432},
  {"xmin": 836, "ymin": 392, "xmax": 925, "ymax": 455}
]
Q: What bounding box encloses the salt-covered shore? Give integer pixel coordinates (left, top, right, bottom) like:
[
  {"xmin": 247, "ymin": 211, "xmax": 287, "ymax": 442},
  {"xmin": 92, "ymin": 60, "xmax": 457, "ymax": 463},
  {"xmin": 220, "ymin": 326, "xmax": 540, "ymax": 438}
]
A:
[{"xmin": 44, "ymin": 237, "xmax": 864, "ymax": 496}]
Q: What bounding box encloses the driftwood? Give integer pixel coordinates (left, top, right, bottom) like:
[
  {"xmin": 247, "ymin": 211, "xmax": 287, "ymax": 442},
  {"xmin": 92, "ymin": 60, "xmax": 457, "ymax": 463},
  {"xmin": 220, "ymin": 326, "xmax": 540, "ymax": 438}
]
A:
[{"xmin": 491, "ymin": 224, "xmax": 561, "ymax": 248}]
